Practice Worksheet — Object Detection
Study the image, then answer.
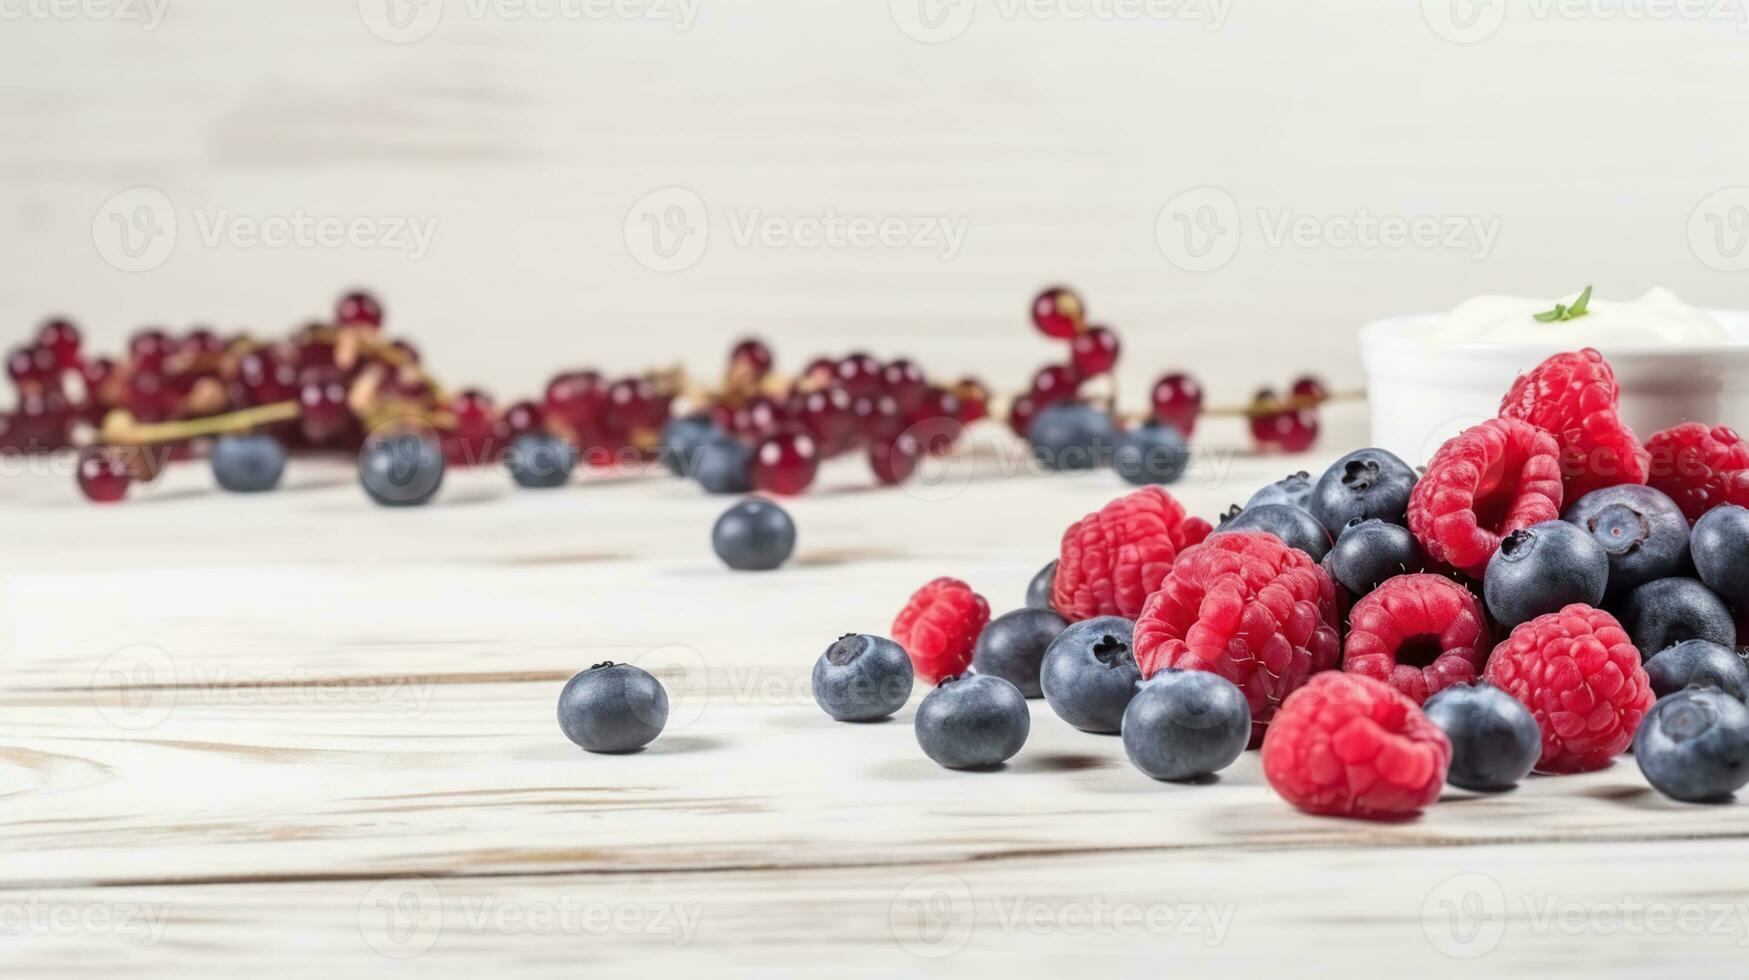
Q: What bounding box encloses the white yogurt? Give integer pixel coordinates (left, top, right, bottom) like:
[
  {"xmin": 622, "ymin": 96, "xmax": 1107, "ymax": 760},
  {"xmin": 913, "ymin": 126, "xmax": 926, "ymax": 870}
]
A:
[{"xmin": 1430, "ymin": 288, "xmax": 1729, "ymax": 348}]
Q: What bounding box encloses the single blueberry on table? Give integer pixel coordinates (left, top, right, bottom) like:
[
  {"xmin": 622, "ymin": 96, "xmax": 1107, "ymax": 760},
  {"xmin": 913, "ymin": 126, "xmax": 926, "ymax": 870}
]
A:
[
  {"xmin": 1025, "ymin": 560, "xmax": 1058, "ymax": 611},
  {"xmin": 1618, "ymin": 577, "xmax": 1736, "ymax": 657},
  {"xmin": 812, "ymin": 633, "xmax": 914, "ymax": 721},
  {"xmin": 507, "ymin": 432, "xmax": 576, "ymax": 489},
  {"xmin": 972, "ymin": 607, "xmax": 1068, "ymax": 698},
  {"xmin": 1643, "ymin": 639, "xmax": 1749, "ymax": 702},
  {"xmin": 1691, "ymin": 504, "xmax": 1749, "ymax": 611},
  {"xmin": 1113, "ymin": 423, "xmax": 1189, "ymax": 486},
  {"xmin": 1120, "ymin": 670, "xmax": 1250, "ymax": 781},
  {"xmin": 1217, "ymin": 504, "xmax": 1331, "ymax": 562},
  {"xmin": 557, "ymin": 662, "xmax": 669, "ymax": 753},
  {"xmin": 659, "ymin": 414, "xmax": 719, "ymax": 478},
  {"xmin": 1634, "ymin": 688, "xmax": 1749, "ymax": 803},
  {"xmin": 1422, "ymin": 682, "xmax": 1541, "ymax": 792},
  {"xmin": 1483, "ymin": 521, "xmax": 1609, "ymax": 630},
  {"xmin": 914, "ymin": 673, "xmax": 1031, "ymax": 769},
  {"xmin": 1324, "ymin": 517, "xmax": 1421, "ymax": 596},
  {"xmin": 1563, "ymin": 485, "xmax": 1691, "ymax": 600},
  {"xmin": 1040, "ymin": 616, "xmax": 1141, "ymax": 733},
  {"xmin": 210, "ymin": 434, "xmax": 286, "ymax": 493},
  {"xmin": 1246, "ymin": 470, "xmax": 1314, "ymax": 512},
  {"xmin": 712, "ymin": 498, "xmax": 796, "ymax": 571},
  {"xmin": 694, "ymin": 434, "xmax": 753, "ymax": 494},
  {"xmin": 1028, "ymin": 403, "xmax": 1119, "ymax": 471},
  {"xmin": 1307, "ymin": 447, "xmax": 1417, "ymax": 534},
  {"xmin": 359, "ymin": 431, "xmax": 444, "ymax": 506}
]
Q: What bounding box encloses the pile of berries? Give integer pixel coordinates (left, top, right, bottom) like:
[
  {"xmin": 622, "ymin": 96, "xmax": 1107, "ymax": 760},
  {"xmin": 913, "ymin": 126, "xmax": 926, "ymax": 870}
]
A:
[{"xmin": 801, "ymin": 345, "xmax": 1749, "ymax": 815}]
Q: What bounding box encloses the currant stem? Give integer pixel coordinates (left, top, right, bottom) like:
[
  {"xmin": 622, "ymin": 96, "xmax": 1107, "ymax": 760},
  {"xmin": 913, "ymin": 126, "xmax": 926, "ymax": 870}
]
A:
[{"xmin": 101, "ymin": 401, "xmax": 301, "ymax": 445}]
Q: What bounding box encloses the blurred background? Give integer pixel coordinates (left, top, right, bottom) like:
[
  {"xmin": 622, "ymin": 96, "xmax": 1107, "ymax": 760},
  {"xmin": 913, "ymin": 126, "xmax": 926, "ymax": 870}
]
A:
[{"xmin": 2, "ymin": 0, "xmax": 1746, "ymax": 410}]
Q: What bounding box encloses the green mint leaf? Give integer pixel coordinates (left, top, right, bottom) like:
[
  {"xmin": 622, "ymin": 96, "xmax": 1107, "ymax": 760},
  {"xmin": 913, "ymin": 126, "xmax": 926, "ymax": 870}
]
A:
[
  {"xmin": 1533, "ymin": 304, "xmax": 1566, "ymax": 322},
  {"xmin": 1567, "ymin": 285, "xmax": 1592, "ymax": 318},
  {"xmin": 1532, "ymin": 286, "xmax": 1594, "ymax": 323}
]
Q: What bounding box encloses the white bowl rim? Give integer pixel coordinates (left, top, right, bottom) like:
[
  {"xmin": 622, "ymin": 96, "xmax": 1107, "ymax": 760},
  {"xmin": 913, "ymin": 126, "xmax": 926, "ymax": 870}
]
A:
[{"xmin": 1360, "ymin": 310, "xmax": 1749, "ymax": 358}]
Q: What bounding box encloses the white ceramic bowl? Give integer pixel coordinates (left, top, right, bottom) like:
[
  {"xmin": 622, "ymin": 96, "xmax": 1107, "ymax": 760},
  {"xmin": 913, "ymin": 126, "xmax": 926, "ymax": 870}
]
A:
[{"xmin": 1360, "ymin": 312, "xmax": 1749, "ymax": 466}]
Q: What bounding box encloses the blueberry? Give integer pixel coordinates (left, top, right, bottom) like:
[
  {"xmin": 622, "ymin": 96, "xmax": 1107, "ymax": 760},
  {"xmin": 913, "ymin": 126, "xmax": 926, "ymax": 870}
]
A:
[
  {"xmin": 1643, "ymin": 639, "xmax": 1749, "ymax": 702},
  {"xmin": 694, "ymin": 435, "xmax": 753, "ymax": 494},
  {"xmin": 659, "ymin": 414, "xmax": 719, "ymax": 478},
  {"xmin": 972, "ymin": 608, "xmax": 1068, "ymax": 698},
  {"xmin": 1691, "ymin": 504, "xmax": 1749, "ymax": 611},
  {"xmin": 712, "ymin": 498, "xmax": 796, "ymax": 571},
  {"xmin": 1307, "ymin": 448, "xmax": 1417, "ymax": 533},
  {"xmin": 1618, "ymin": 577, "xmax": 1736, "ymax": 657},
  {"xmin": 1025, "ymin": 560, "xmax": 1058, "ymax": 611},
  {"xmin": 1633, "ymin": 688, "xmax": 1749, "ymax": 802},
  {"xmin": 1216, "ymin": 504, "xmax": 1331, "ymax": 561},
  {"xmin": 210, "ymin": 434, "xmax": 286, "ymax": 493},
  {"xmin": 507, "ymin": 432, "xmax": 575, "ymax": 489},
  {"xmin": 1028, "ymin": 403, "xmax": 1119, "ymax": 471},
  {"xmin": 914, "ymin": 673, "xmax": 1030, "ymax": 769},
  {"xmin": 1483, "ymin": 521, "xmax": 1609, "ymax": 629},
  {"xmin": 1113, "ymin": 423, "xmax": 1188, "ymax": 486},
  {"xmin": 557, "ymin": 662, "xmax": 668, "ymax": 753},
  {"xmin": 1324, "ymin": 518, "xmax": 1421, "ymax": 596},
  {"xmin": 812, "ymin": 633, "xmax": 914, "ymax": 721},
  {"xmin": 1246, "ymin": 470, "xmax": 1313, "ymax": 512},
  {"xmin": 1563, "ymin": 485, "xmax": 1691, "ymax": 600},
  {"xmin": 1120, "ymin": 670, "xmax": 1250, "ymax": 781},
  {"xmin": 1040, "ymin": 616, "xmax": 1140, "ymax": 733},
  {"xmin": 358, "ymin": 432, "xmax": 444, "ymax": 506},
  {"xmin": 1422, "ymin": 682, "xmax": 1541, "ymax": 792}
]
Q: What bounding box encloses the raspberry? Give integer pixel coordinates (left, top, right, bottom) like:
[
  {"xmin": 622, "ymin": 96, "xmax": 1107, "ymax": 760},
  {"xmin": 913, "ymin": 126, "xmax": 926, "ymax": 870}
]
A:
[
  {"xmin": 1133, "ymin": 531, "xmax": 1341, "ymax": 743},
  {"xmin": 1343, "ymin": 574, "xmax": 1491, "ymax": 704},
  {"xmin": 1498, "ymin": 348, "xmax": 1648, "ymax": 501},
  {"xmin": 892, "ymin": 577, "xmax": 991, "ymax": 684},
  {"xmin": 1260, "ymin": 672, "xmax": 1451, "ymax": 819},
  {"xmin": 1052, "ymin": 486, "xmax": 1212, "ymax": 621},
  {"xmin": 1645, "ymin": 423, "xmax": 1749, "ymax": 523},
  {"xmin": 1406, "ymin": 418, "xmax": 1563, "ymax": 577},
  {"xmin": 1482, "ymin": 604, "xmax": 1653, "ymax": 774}
]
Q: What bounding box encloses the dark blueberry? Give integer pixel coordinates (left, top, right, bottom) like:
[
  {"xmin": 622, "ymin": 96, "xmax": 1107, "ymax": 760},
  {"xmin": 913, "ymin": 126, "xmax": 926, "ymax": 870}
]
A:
[
  {"xmin": 694, "ymin": 434, "xmax": 753, "ymax": 494},
  {"xmin": 210, "ymin": 434, "xmax": 286, "ymax": 493},
  {"xmin": 1563, "ymin": 484, "xmax": 1691, "ymax": 600},
  {"xmin": 812, "ymin": 633, "xmax": 914, "ymax": 721},
  {"xmin": 358, "ymin": 431, "xmax": 444, "ymax": 506},
  {"xmin": 1422, "ymin": 682, "xmax": 1541, "ymax": 792},
  {"xmin": 1120, "ymin": 670, "xmax": 1250, "ymax": 781},
  {"xmin": 1028, "ymin": 403, "xmax": 1119, "ymax": 471},
  {"xmin": 1246, "ymin": 470, "xmax": 1313, "ymax": 511},
  {"xmin": 1113, "ymin": 423, "xmax": 1189, "ymax": 486},
  {"xmin": 1025, "ymin": 560, "xmax": 1058, "ymax": 611},
  {"xmin": 1643, "ymin": 639, "xmax": 1749, "ymax": 702},
  {"xmin": 1633, "ymin": 688, "xmax": 1749, "ymax": 802},
  {"xmin": 1691, "ymin": 504, "xmax": 1749, "ymax": 612},
  {"xmin": 972, "ymin": 608, "xmax": 1068, "ymax": 698},
  {"xmin": 711, "ymin": 498, "xmax": 796, "ymax": 571},
  {"xmin": 1040, "ymin": 616, "xmax": 1140, "ymax": 733},
  {"xmin": 557, "ymin": 661, "xmax": 668, "ymax": 753},
  {"xmin": 1324, "ymin": 518, "xmax": 1421, "ymax": 596},
  {"xmin": 659, "ymin": 414, "xmax": 719, "ymax": 478},
  {"xmin": 1483, "ymin": 521, "xmax": 1609, "ymax": 629},
  {"xmin": 1216, "ymin": 504, "xmax": 1331, "ymax": 561},
  {"xmin": 1619, "ymin": 577, "xmax": 1736, "ymax": 657},
  {"xmin": 914, "ymin": 673, "xmax": 1030, "ymax": 769},
  {"xmin": 507, "ymin": 432, "xmax": 575, "ymax": 489},
  {"xmin": 1307, "ymin": 448, "xmax": 1417, "ymax": 533}
]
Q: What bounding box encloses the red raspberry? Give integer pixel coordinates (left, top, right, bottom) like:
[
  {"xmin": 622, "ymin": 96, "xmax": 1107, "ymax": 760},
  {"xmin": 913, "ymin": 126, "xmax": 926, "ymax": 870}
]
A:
[
  {"xmin": 1133, "ymin": 532, "xmax": 1341, "ymax": 743},
  {"xmin": 1498, "ymin": 348, "xmax": 1648, "ymax": 502},
  {"xmin": 1343, "ymin": 574, "xmax": 1491, "ymax": 705},
  {"xmin": 1407, "ymin": 418, "xmax": 1563, "ymax": 577},
  {"xmin": 891, "ymin": 577, "xmax": 990, "ymax": 684},
  {"xmin": 1482, "ymin": 604, "xmax": 1653, "ymax": 774},
  {"xmin": 1645, "ymin": 423, "xmax": 1749, "ymax": 523},
  {"xmin": 1261, "ymin": 672, "xmax": 1451, "ymax": 820},
  {"xmin": 1052, "ymin": 486, "xmax": 1212, "ymax": 621}
]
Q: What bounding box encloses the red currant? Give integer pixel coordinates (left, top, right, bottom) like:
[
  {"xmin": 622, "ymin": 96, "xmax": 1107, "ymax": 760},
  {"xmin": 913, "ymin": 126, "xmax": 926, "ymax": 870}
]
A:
[
  {"xmin": 1291, "ymin": 375, "xmax": 1329, "ymax": 405},
  {"xmin": 835, "ymin": 353, "xmax": 884, "ymax": 398},
  {"xmin": 951, "ymin": 378, "xmax": 990, "ymax": 424},
  {"xmin": 800, "ymin": 357, "xmax": 837, "ymax": 390},
  {"xmin": 76, "ymin": 446, "xmax": 131, "ymax": 503},
  {"xmin": 237, "ymin": 350, "xmax": 298, "ymax": 405},
  {"xmin": 181, "ymin": 328, "xmax": 226, "ymax": 357},
  {"xmin": 881, "ymin": 359, "xmax": 927, "ymax": 414},
  {"xmin": 12, "ymin": 390, "xmax": 74, "ymax": 450},
  {"xmin": 129, "ymin": 328, "xmax": 174, "ymax": 372},
  {"xmin": 35, "ymin": 319, "xmax": 81, "ymax": 370},
  {"xmin": 905, "ymin": 386, "xmax": 961, "ymax": 426},
  {"xmin": 792, "ymin": 385, "xmax": 855, "ymax": 450},
  {"xmin": 1009, "ymin": 393, "xmax": 1042, "ymax": 438},
  {"xmin": 1029, "ymin": 364, "xmax": 1080, "ymax": 405},
  {"xmin": 851, "ymin": 393, "xmax": 903, "ymax": 443},
  {"xmin": 336, "ymin": 291, "xmax": 384, "ymax": 329},
  {"xmin": 298, "ymin": 378, "xmax": 353, "ymax": 445},
  {"xmin": 752, "ymin": 431, "xmax": 819, "ymax": 495},
  {"xmin": 496, "ymin": 399, "xmax": 545, "ymax": 442},
  {"xmin": 391, "ymin": 339, "xmax": 420, "ymax": 364},
  {"xmin": 1270, "ymin": 408, "xmax": 1320, "ymax": 453},
  {"xmin": 869, "ymin": 430, "xmax": 921, "ymax": 485},
  {"xmin": 6, "ymin": 346, "xmax": 55, "ymax": 386},
  {"xmin": 729, "ymin": 338, "xmax": 773, "ymax": 381},
  {"xmin": 1069, "ymin": 326, "xmax": 1120, "ymax": 376},
  {"xmin": 607, "ymin": 376, "xmax": 668, "ymax": 433},
  {"xmin": 79, "ymin": 356, "xmax": 118, "ymax": 421},
  {"xmin": 1031, "ymin": 286, "xmax": 1085, "ymax": 339},
  {"xmin": 1248, "ymin": 389, "xmax": 1284, "ymax": 447},
  {"xmin": 1151, "ymin": 372, "xmax": 1203, "ymax": 437},
  {"xmin": 127, "ymin": 371, "xmax": 178, "ymax": 423},
  {"xmin": 730, "ymin": 396, "xmax": 786, "ymax": 439}
]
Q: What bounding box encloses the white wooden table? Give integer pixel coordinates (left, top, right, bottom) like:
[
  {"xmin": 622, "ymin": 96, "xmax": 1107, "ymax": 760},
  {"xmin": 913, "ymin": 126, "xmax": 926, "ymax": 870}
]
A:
[{"xmin": 2, "ymin": 410, "xmax": 1746, "ymax": 977}]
